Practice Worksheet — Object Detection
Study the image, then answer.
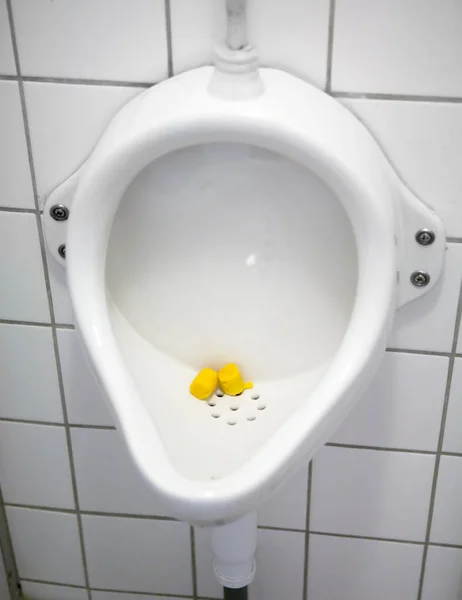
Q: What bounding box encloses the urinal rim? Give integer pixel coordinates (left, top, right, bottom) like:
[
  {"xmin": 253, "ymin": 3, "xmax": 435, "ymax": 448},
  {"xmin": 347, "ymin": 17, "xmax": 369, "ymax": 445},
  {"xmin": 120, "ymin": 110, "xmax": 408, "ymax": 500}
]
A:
[{"xmin": 66, "ymin": 68, "xmax": 398, "ymax": 522}]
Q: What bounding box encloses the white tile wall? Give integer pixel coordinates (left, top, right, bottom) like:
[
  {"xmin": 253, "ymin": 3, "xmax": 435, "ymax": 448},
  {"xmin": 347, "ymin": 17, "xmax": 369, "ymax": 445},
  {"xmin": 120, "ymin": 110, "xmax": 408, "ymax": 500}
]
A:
[
  {"xmin": 25, "ymin": 82, "xmax": 143, "ymax": 201},
  {"xmin": 443, "ymin": 358, "xmax": 462, "ymax": 454},
  {"xmin": 258, "ymin": 462, "xmax": 309, "ymax": 530},
  {"xmin": 311, "ymin": 446, "xmax": 435, "ymax": 540},
  {"xmin": 21, "ymin": 581, "xmax": 88, "ymax": 600},
  {"xmin": 1, "ymin": 1, "xmax": 462, "ymax": 598},
  {"xmin": 6, "ymin": 507, "xmax": 85, "ymax": 586},
  {"xmin": 307, "ymin": 535, "xmax": 424, "ymax": 600},
  {"xmin": 332, "ymin": 0, "xmax": 462, "ymax": 97},
  {"xmin": 0, "ymin": 81, "xmax": 34, "ymax": 208},
  {"xmin": 12, "ymin": 0, "xmax": 168, "ymax": 82},
  {"xmin": 342, "ymin": 101, "xmax": 462, "ymax": 239},
  {"xmin": 71, "ymin": 428, "xmax": 171, "ymax": 517},
  {"xmin": 421, "ymin": 546, "xmax": 462, "ymax": 600},
  {"xmin": 0, "ymin": 212, "xmax": 49, "ymax": 322},
  {"xmin": 331, "ymin": 351, "xmax": 448, "ymax": 451},
  {"xmin": 0, "ymin": 0, "xmax": 15, "ymax": 75},
  {"xmin": 430, "ymin": 456, "xmax": 462, "ymax": 546},
  {"xmin": 195, "ymin": 527, "xmax": 305, "ymax": 600},
  {"xmin": 0, "ymin": 324, "xmax": 62, "ymax": 422},
  {"xmin": 0, "ymin": 422, "xmax": 74, "ymax": 509},
  {"xmin": 82, "ymin": 515, "xmax": 193, "ymax": 595}
]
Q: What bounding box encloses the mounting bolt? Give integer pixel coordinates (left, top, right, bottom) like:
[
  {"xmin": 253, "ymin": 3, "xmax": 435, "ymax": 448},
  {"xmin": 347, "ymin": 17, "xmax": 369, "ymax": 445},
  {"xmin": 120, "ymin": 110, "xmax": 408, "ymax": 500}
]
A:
[
  {"xmin": 50, "ymin": 204, "xmax": 69, "ymax": 221},
  {"xmin": 411, "ymin": 270, "xmax": 430, "ymax": 287},
  {"xmin": 58, "ymin": 244, "xmax": 66, "ymax": 259},
  {"xmin": 415, "ymin": 228, "xmax": 435, "ymax": 246}
]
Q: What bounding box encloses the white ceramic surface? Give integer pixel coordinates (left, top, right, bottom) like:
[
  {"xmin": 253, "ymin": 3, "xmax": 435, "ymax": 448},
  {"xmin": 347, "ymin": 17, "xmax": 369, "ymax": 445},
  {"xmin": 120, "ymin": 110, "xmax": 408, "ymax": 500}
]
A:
[{"xmin": 44, "ymin": 65, "xmax": 444, "ymax": 523}]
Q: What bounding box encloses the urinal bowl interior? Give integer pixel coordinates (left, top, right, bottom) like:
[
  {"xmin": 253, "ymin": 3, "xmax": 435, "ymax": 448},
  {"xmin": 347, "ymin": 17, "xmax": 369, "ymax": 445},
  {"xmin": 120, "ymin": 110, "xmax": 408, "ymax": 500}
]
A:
[{"xmin": 104, "ymin": 140, "xmax": 360, "ymax": 482}]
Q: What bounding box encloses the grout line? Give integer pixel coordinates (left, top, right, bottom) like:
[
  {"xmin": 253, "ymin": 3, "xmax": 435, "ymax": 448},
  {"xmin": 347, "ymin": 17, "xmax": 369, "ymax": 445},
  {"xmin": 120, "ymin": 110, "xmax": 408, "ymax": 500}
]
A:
[
  {"xmin": 0, "ymin": 487, "xmax": 21, "ymax": 600},
  {"xmin": 0, "ymin": 417, "xmax": 114, "ymax": 429},
  {"xmin": 164, "ymin": 0, "xmax": 174, "ymax": 78},
  {"xmin": 81, "ymin": 510, "xmax": 176, "ymax": 521},
  {"xmin": 5, "ymin": 5, "xmax": 93, "ymax": 599},
  {"xmin": 4, "ymin": 503, "xmax": 176, "ymax": 522},
  {"xmin": 326, "ymin": 442, "xmax": 436, "ymax": 455},
  {"xmin": 5, "ymin": 503, "xmax": 75, "ymax": 515},
  {"xmin": 91, "ymin": 588, "xmax": 193, "ymax": 598},
  {"xmin": 190, "ymin": 527, "xmax": 198, "ymax": 600},
  {"xmin": 55, "ymin": 323, "xmax": 76, "ymax": 329},
  {"xmin": 416, "ymin": 278, "xmax": 462, "ymax": 600},
  {"xmin": 0, "ymin": 74, "xmax": 17, "ymax": 81},
  {"xmin": 447, "ymin": 237, "xmax": 462, "ymax": 243},
  {"xmin": 20, "ymin": 578, "xmax": 87, "ymax": 590},
  {"xmin": 0, "ymin": 417, "xmax": 64, "ymax": 427},
  {"xmin": 324, "ymin": 0, "xmax": 336, "ymax": 93},
  {"xmin": 258, "ymin": 525, "xmax": 305, "ymax": 534},
  {"xmin": 302, "ymin": 462, "xmax": 313, "ymax": 600},
  {"xmin": 0, "ymin": 206, "xmax": 37, "ymax": 214},
  {"xmin": 309, "ymin": 530, "xmax": 424, "ymax": 546},
  {"xmin": 0, "ymin": 318, "xmax": 51, "ymax": 328},
  {"xmin": 69, "ymin": 423, "xmax": 116, "ymax": 430},
  {"xmin": 331, "ymin": 91, "xmax": 462, "ymax": 103},
  {"xmin": 21, "ymin": 75, "xmax": 152, "ymax": 88},
  {"xmin": 386, "ymin": 347, "xmax": 451, "ymax": 357}
]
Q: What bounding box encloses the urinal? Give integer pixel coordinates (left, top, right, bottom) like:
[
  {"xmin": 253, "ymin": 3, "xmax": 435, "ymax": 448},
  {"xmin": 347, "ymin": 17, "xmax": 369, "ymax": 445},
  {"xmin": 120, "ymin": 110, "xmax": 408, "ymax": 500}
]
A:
[{"xmin": 43, "ymin": 1, "xmax": 445, "ymax": 593}]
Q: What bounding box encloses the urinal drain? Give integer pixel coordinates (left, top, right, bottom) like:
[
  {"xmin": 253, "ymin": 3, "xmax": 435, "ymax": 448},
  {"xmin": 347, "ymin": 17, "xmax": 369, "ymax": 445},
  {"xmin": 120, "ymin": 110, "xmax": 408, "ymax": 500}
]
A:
[{"xmin": 207, "ymin": 389, "xmax": 263, "ymax": 424}]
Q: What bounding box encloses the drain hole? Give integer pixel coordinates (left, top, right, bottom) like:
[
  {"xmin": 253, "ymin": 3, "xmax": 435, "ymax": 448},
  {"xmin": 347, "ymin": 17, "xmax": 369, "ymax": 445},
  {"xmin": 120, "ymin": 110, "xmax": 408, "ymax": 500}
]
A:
[
  {"xmin": 207, "ymin": 400, "xmax": 216, "ymax": 407},
  {"xmin": 251, "ymin": 394, "xmax": 260, "ymax": 400},
  {"xmin": 211, "ymin": 412, "xmax": 220, "ymax": 418},
  {"xmin": 216, "ymin": 390, "xmax": 224, "ymax": 397},
  {"xmin": 247, "ymin": 416, "xmax": 256, "ymax": 422},
  {"xmin": 227, "ymin": 420, "xmax": 236, "ymax": 426},
  {"xmin": 257, "ymin": 404, "xmax": 266, "ymax": 411},
  {"xmin": 230, "ymin": 405, "xmax": 239, "ymax": 411}
]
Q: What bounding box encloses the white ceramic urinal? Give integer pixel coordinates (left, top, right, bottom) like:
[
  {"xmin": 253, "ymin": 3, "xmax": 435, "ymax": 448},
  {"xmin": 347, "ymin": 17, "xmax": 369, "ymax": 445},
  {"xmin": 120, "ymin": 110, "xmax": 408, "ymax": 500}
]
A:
[{"xmin": 42, "ymin": 19, "xmax": 445, "ymax": 591}]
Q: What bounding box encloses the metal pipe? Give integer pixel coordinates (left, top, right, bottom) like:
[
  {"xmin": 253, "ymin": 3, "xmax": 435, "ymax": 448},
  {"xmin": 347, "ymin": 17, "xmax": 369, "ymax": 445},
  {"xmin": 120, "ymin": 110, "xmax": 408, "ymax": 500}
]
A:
[
  {"xmin": 224, "ymin": 585, "xmax": 249, "ymax": 599},
  {"xmin": 226, "ymin": 0, "xmax": 247, "ymax": 50}
]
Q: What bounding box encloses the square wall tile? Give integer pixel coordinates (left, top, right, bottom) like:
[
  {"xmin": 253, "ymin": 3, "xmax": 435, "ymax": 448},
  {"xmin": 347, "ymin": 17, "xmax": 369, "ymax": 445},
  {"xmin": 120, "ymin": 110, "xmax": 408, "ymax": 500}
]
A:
[
  {"xmin": 12, "ymin": 0, "xmax": 168, "ymax": 82},
  {"xmin": 0, "ymin": 422, "xmax": 74, "ymax": 508},
  {"xmin": 332, "ymin": 351, "xmax": 448, "ymax": 451},
  {"xmin": 0, "ymin": 0, "xmax": 15, "ymax": 74},
  {"xmin": 307, "ymin": 534, "xmax": 423, "ymax": 600},
  {"xmin": 332, "ymin": 0, "xmax": 462, "ymax": 96},
  {"xmin": 6, "ymin": 506, "xmax": 85, "ymax": 585},
  {"xmin": 171, "ymin": 0, "xmax": 330, "ymax": 87},
  {"xmin": 421, "ymin": 546, "xmax": 462, "ymax": 600},
  {"xmin": 311, "ymin": 446, "xmax": 435, "ymax": 541},
  {"xmin": 258, "ymin": 461, "xmax": 309, "ymax": 530},
  {"xmin": 195, "ymin": 527, "xmax": 305, "ymax": 600},
  {"xmin": 21, "ymin": 581, "xmax": 87, "ymax": 600},
  {"xmin": 0, "ymin": 324, "xmax": 62, "ymax": 422},
  {"xmin": 0, "ymin": 212, "xmax": 50, "ymax": 322},
  {"xmin": 71, "ymin": 428, "xmax": 171, "ymax": 517},
  {"xmin": 0, "ymin": 81, "xmax": 34, "ymax": 208},
  {"xmin": 444, "ymin": 358, "xmax": 462, "ymax": 453},
  {"xmin": 388, "ymin": 245, "xmax": 462, "ymax": 352},
  {"xmin": 57, "ymin": 329, "xmax": 114, "ymax": 427},
  {"xmin": 431, "ymin": 456, "xmax": 462, "ymax": 545},
  {"xmin": 25, "ymin": 82, "xmax": 143, "ymax": 200},
  {"xmin": 342, "ymin": 99, "xmax": 462, "ymax": 240},
  {"xmin": 82, "ymin": 515, "xmax": 192, "ymax": 595}
]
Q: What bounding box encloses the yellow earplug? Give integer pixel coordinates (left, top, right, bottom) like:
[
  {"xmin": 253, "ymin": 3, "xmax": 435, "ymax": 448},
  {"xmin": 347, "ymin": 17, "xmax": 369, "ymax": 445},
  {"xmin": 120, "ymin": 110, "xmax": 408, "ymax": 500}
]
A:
[
  {"xmin": 218, "ymin": 364, "xmax": 253, "ymax": 396},
  {"xmin": 190, "ymin": 368, "xmax": 218, "ymax": 400}
]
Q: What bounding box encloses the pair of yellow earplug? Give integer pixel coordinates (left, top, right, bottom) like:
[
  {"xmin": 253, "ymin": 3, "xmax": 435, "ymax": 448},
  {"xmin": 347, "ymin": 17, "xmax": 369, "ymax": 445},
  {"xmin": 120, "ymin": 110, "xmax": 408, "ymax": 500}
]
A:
[{"xmin": 190, "ymin": 364, "xmax": 253, "ymax": 400}]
